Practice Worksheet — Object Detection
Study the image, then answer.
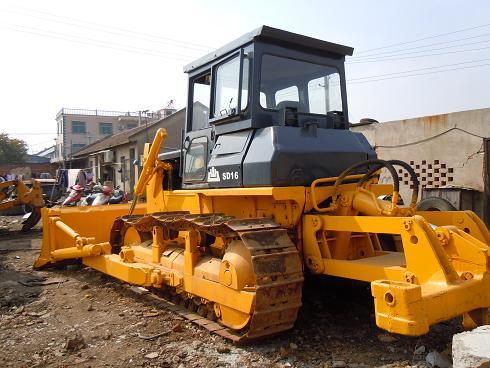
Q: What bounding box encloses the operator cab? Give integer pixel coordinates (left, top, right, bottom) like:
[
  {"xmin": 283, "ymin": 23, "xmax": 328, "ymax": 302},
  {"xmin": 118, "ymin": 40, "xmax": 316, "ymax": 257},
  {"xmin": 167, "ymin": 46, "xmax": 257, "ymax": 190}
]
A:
[{"xmin": 182, "ymin": 26, "xmax": 375, "ymax": 188}]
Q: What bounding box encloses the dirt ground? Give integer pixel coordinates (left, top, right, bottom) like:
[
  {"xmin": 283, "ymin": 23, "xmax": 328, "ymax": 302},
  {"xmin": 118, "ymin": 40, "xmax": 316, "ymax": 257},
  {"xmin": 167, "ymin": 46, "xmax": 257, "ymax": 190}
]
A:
[{"xmin": 0, "ymin": 215, "xmax": 463, "ymax": 368}]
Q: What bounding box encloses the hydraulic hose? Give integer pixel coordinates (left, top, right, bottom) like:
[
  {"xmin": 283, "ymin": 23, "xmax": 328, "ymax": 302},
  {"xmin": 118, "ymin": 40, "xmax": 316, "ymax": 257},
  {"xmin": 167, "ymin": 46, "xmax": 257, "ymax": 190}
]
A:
[
  {"xmin": 329, "ymin": 159, "xmax": 400, "ymax": 213},
  {"xmin": 359, "ymin": 159, "xmax": 419, "ymax": 208}
]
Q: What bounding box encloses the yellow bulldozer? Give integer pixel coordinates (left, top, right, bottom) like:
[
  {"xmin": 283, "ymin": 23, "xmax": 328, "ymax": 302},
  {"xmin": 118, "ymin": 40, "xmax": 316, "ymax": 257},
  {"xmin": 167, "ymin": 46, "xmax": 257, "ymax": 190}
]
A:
[
  {"xmin": 1, "ymin": 179, "xmax": 44, "ymax": 231},
  {"xmin": 35, "ymin": 26, "xmax": 490, "ymax": 342}
]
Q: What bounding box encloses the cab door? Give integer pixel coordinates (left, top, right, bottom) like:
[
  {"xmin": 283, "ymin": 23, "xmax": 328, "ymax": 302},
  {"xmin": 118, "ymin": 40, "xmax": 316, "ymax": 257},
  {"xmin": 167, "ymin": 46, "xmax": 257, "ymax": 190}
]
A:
[{"xmin": 182, "ymin": 71, "xmax": 214, "ymax": 187}]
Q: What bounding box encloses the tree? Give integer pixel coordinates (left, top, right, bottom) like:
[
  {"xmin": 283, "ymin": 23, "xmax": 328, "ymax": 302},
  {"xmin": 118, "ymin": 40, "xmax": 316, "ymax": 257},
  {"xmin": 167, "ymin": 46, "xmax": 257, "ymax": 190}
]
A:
[{"xmin": 0, "ymin": 133, "xmax": 28, "ymax": 164}]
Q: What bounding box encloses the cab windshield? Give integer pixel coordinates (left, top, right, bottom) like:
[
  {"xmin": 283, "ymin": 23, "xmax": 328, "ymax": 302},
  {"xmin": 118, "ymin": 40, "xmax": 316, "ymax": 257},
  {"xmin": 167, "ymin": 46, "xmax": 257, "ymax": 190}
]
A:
[{"xmin": 260, "ymin": 54, "xmax": 342, "ymax": 115}]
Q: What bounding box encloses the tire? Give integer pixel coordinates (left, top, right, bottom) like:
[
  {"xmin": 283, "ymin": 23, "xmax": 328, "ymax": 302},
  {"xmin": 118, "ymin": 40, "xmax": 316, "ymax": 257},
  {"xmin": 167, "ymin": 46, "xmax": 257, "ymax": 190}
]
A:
[
  {"xmin": 416, "ymin": 197, "xmax": 457, "ymax": 211},
  {"xmin": 0, "ymin": 206, "xmax": 27, "ymax": 216},
  {"xmin": 23, "ymin": 204, "xmax": 33, "ymax": 214}
]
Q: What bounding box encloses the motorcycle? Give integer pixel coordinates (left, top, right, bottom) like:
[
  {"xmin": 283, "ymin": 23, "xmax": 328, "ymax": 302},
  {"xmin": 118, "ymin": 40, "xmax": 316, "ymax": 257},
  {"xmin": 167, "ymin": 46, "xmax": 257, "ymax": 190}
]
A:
[
  {"xmin": 90, "ymin": 185, "xmax": 113, "ymax": 206},
  {"xmin": 109, "ymin": 186, "xmax": 128, "ymax": 204},
  {"xmin": 61, "ymin": 184, "xmax": 84, "ymax": 206},
  {"xmin": 79, "ymin": 180, "xmax": 105, "ymax": 206},
  {"xmin": 78, "ymin": 184, "xmax": 129, "ymax": 206},
  {"xmin": 84, "ymin": 180, "xmax": 103, "ymax": 195}
]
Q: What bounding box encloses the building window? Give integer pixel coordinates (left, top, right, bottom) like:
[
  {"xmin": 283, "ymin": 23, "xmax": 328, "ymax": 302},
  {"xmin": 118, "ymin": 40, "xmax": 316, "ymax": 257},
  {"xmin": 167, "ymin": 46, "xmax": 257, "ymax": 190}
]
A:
[
  {"xmin": 126, "ymin": 123, "xmax": 137, "ymax": 129},
  {"xmin": 72, "ymin": 143, "xmax": 85, "ymax": 153},
  {"xmin": 99, "ymin": 122, "xmax": 113, "ymax": 135},
  {"xmin": 72, "ymin": 121, "xmax": 86, "ymax": 134}
]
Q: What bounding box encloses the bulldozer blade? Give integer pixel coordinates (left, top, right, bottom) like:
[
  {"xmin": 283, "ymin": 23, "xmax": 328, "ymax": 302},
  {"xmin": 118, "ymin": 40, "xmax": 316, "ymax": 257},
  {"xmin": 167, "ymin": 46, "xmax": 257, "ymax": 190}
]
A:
[
  {"xmin": 34, "ymin": 203, "xmax": 146, "ymax": 268},
  {"xmin": 21, "ymin": 207, "xmax": 42, "ymax": 231}
]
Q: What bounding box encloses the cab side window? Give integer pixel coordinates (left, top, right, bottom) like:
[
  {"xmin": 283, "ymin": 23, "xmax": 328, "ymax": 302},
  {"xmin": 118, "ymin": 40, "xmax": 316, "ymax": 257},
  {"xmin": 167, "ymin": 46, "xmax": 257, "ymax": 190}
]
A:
[
  {"xmin": 192, "ymin": 73, "xmax": 211, "ymax": 130},
  {"xmin": 184, "ymin": 137, "xmax": 208, "ymax": 181},
  {"xmin": 214, "ymin": 55, "xmax": 249, "ymax": 118}
]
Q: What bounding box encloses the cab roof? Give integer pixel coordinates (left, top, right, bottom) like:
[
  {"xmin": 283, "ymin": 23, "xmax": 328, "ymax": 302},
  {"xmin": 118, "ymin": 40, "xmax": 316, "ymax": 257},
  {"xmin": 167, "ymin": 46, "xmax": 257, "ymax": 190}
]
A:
[{"xmin": 184, "ymin": 25, "xmax": 354, "ymax": 73}]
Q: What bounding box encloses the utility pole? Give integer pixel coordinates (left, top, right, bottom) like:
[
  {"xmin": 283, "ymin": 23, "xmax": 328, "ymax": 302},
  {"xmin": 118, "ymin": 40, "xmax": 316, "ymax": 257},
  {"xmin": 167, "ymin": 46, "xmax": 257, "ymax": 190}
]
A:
[
  {"xmin": 140, "ymin": 109, "xmax": 150, "ymax": 143},
  {"xmin": 69, "ymin": 139, "xmax": 72, "ymax": 169},
  {"xmin": 323, "ymin": 75, "xmax": 330, "ymax": 113}
]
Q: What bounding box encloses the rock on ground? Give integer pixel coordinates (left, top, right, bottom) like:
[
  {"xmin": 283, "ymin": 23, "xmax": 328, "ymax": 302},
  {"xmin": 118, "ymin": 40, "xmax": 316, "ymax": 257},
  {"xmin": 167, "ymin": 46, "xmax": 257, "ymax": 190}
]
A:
[
  {"xmin": 0, "ymin": 226, "xmax": 473, "ymax": 367},
  {"xmin": 452, "ymin": 325, "xmax": 490, "ymax": 368},
  {"xmin": 64, "ymin": 329, "xmax": 86, "ymax": 351},
  {"xmin": 425, "ymin": 351, "xmax": 451, "ymax": 368}
]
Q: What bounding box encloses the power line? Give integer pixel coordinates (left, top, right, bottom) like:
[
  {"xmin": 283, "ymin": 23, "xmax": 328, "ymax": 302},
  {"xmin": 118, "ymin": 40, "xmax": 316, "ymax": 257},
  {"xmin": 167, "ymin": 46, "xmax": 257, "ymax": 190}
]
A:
[
  {"xmin": 6, "ymin": 132, "xmax": 56, "ymax": 135},
  {"xmin": 376, "ymin": 127, "xmax": 487, "ymax": 148},
  {"xmin": 263, "ymin": 62, "xmax": 490, "ymax": 101},
  {"xmin": 350, "ymin": 32, "xmax": 490, "ymax": 59},
  {"xmin": 5, "ymin": 15, "xmax": 490, "ymax": 89},
  {"xmin": 351, "ymin": 37, "xmax": 490, "ymax": 60},
  {"xmin": 5, "ymin": 25, "xmax": 193, "ymax": 61},
  {"xmin": 307, "ymin": 57, "xmax": 490, "ymax": 87},
  {"xmin": 291, "ymin": 60, "xmax": 490, "ymax": 92},
  {"xmin": 12, "ymin": 22, "xmax": 490, "ymax": 67},
  {"xmin": 257, "ymin": 57, "xmax": 490, "ymax": 99},
  {"xmin": 8, "ymin": 24, "xmax": 198, "ymax": 60},
  {"xmin": 347, "ymin": 57, "xmax": 490, "ymax": 81},
  {"xmin": 347, "ymin": 62, "xmax": 490, "ymax": 85},
  {"xmin": 3, "ymin": 6, "xmax": 215, "ymax": 51},
  {"xmin": 347, "ymin": 45, "xmax": 490, "ymax": 64},
  {"xmin": 27, "ymin": 140, "xmax": 57, "ymax": 147},
  {"xmin": 356, "ymin": 22, "xmax": 490, "ymax": 55}
]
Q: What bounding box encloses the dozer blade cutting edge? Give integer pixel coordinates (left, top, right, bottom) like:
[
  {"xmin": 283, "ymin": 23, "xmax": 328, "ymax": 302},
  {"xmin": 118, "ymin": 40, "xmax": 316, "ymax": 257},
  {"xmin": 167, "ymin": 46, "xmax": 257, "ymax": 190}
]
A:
[{"xmin": 22, "ymin": 207, "xmax": 42, "ymax": 231}]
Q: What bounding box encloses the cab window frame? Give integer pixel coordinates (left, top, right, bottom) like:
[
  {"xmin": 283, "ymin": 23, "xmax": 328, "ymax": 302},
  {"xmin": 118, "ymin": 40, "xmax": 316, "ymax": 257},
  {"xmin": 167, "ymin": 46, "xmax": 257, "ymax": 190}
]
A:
[
  {"xmin": 189, "ymin": 70, "xmax": 212, "ymax": 132},
  {"xmin": 183, "ymin": 136, "xmax": 208, "ymax": 182},
  {"xmin": 209, "ymin": 49, "xmax": 250, "ymax": 124},
  {"xmin": 258, "ymin": 53, "xmax": 343, "ymax": 114}
]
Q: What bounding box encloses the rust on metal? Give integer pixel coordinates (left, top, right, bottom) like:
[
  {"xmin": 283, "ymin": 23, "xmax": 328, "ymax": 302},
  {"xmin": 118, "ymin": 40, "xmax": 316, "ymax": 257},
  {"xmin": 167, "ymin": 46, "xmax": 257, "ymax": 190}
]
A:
[{"xmin": 114, "ymin": 212, "xmax": 304, "ymax": 343}]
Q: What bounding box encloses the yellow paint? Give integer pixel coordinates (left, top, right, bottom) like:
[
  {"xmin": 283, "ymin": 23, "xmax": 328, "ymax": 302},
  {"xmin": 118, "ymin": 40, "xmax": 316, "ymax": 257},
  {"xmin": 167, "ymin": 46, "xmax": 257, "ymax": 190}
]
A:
[
  {"xmin": 0, "ymin": 179, "xmax": 44, "ymax": 210},
  {"xmin": 34, "ymin": 127, "xmax": 490, "ymax": 337}
]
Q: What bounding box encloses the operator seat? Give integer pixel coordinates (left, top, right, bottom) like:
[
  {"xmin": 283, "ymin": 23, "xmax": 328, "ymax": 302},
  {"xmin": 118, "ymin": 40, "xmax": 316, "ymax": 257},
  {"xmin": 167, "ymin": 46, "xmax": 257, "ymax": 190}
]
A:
[
  {"xmin": 275, "ymin": 100, "xmax": 306, "ymax": 126},
  {"xmin": 275, "ymin": 100, "xmax": 306, "ymax": 112}
]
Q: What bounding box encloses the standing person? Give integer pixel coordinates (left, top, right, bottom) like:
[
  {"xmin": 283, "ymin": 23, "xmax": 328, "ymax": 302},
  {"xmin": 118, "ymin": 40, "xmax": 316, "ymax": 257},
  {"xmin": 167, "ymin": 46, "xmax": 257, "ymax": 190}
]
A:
[
  {"xmin": 58, "ymin": 169, "xmax": 68, "ymax": 192},
  {"xmin": 75, "ymin": 169, "xmax": 87, "ymax": 187},
  {"xmin": 86, "ymin": 169, "xmax": 94, "ymax": 184}
]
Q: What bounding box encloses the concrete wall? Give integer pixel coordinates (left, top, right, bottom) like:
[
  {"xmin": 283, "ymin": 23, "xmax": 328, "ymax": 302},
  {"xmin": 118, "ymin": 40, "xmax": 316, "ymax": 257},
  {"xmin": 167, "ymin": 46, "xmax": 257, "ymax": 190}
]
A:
[
  {"xmin": 131, "ymin": 109, "xmax": 186, "ymax": 163},
  {"xmin": 351, "ymin": 108, "xmax": 490, "ymax": 216},
  {"xmin": 113, "ymin": 144, "xmax": 134, "ymax": 193},
  {"xmin": 70, "ymin": 109, "xmax": 186, "ymax": 195},
  {"xmin": 54, "ymin": 113, "xmax": 140, "ymax": 162},
  {"xmin": 85, "ymin": 143, "xmax": 138, "ymax": 194}
]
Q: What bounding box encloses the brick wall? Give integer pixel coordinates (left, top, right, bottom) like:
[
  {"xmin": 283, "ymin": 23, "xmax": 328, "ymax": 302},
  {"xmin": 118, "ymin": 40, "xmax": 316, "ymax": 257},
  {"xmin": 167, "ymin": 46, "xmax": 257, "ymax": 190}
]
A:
[{"xmin": 0, "ymin": 163, "xmax": 58, "ymax": 179}]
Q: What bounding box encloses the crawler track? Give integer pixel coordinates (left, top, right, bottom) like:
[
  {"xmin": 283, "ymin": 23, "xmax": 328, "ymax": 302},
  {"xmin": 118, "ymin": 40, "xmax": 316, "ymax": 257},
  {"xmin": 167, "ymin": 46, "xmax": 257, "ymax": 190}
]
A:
[{"xmin": 110, "ymin": 212, "xmax": 304, "ymax": 343}]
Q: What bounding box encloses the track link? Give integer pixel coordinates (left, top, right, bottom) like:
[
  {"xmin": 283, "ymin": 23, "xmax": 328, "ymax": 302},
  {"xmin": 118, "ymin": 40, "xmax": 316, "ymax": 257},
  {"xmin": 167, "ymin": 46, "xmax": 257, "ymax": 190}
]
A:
[{"xmin": 111, "ymin": 212, "xmax": 304, "ymax": 343}]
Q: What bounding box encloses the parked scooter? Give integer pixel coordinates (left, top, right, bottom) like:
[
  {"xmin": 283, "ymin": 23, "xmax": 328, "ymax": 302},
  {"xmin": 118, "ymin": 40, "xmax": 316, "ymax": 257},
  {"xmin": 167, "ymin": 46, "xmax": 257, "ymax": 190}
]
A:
[
  {"xmin": 109, "ymin": 186, "xmax": 128, "ymax": 204},
  {"xmin": 79, "ymin": 180, "xmax": 104, "ymax": 206},
  {"xmin": 91, "ymin": 186, "xmax": 113, "ymax": 206},
  {"xmin": 61, "ymin": 184, "xmax": 84, "ymax": 206},
  {"xmin": 85, "ymin": 180, "xmax": 103, "ymax": 195},
  {"xmin": 78, "ymin": 184, "xmax": 129, "ymax": 206}
]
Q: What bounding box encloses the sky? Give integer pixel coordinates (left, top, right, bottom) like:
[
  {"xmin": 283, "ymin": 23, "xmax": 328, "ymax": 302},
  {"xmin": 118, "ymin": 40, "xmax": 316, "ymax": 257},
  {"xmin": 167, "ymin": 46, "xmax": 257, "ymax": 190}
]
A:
[{"xmin": 1, "ymin": 0, "xmax": 490, "ymax": 153}]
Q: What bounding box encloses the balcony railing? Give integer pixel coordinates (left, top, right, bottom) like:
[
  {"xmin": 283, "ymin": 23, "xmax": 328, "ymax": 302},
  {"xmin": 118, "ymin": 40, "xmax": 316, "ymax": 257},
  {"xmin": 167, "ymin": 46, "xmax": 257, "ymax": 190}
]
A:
[{"xmin": 57, "ymin": 108, "xmax": 150, "ymax": 118}]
